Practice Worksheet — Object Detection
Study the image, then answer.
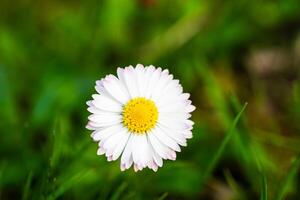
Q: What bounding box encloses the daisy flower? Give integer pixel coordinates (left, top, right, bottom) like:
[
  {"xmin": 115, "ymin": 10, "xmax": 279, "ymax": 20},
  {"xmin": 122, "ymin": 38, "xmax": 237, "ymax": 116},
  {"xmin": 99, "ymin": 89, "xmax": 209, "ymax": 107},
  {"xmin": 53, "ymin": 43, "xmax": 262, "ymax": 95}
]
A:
[{"xmin": 86, "ymin": 64, "xmax": 195, "ymax": 172}]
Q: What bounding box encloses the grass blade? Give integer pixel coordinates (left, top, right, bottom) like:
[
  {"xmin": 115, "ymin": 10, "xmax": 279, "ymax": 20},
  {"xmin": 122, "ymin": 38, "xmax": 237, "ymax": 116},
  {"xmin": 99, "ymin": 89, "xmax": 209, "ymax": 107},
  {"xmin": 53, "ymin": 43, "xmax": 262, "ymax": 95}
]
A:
[
  {"xmin": 110, "ymin": 182, "xmax": 128, "ymax": 200},
  {"xmin": 260, "ymin": 172, "xmax": 268, "ymax": 200},
  {"xmin": 274, "ymin": 154, "xmax": 300, "ymax": 200},
  {"xmin": 224, "ymin": 169, "xmax": 247, "ymax": 200},
  {"xmin": 48, "ymin": 169, "xmax": 92, "ymax": 200},
  {"xmin": 201, "ymin": 102, "xmax": 248, "ymax": 183},
  {"xmin": 22, "ymin": 171, "xmax": 33, "ymax": 200},
  {"xmin": 252, "ymin": 143, "xmax": 268, "ymax": 200},
  {"xmin": 157, "ymin": 192, "xmax": 168, "ymax": 200}
]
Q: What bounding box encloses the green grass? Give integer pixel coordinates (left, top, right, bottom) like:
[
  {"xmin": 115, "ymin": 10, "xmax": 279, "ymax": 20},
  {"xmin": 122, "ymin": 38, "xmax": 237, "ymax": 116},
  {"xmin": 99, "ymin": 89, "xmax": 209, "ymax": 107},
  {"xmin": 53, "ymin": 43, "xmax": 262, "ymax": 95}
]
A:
[
  {"xmin": 1, "ymin": 0, "xmax": 300, "ymax": 199},
  {"xmin": 274, "ymin": 154, "xmax": 300, "ymax": 200},
  {"xmin": 201, "ymin": 102, "xmax": 248, "ymax": 184},
  {"xmin": 260, "ymin": 172, "xmax": 268, "ymax": 200}
]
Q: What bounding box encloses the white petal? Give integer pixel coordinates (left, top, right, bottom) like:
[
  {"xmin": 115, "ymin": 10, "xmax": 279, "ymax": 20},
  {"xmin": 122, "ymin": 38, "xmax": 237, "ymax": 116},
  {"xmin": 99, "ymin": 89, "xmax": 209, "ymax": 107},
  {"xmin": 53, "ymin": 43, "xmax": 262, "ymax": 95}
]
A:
[
  {"xmin": 148, "ymin": 132, "xmax": 167, "ymax": 159},
  {"xmin": 87, "ymin": 118, "xmax": 122, "ymax": 128},
  {"xmin": 185, "ymin": 105, "xmax": 196, "ymax": 112},
  {"xmin": 87, "ymin": 120, "xmax": 120, "ymax": 130},
  {"xmin": 148, "ymin": 140, "xmax": 163, "ymax": 167},
  {"xmin": 131, "ymin": 135, "xmax": 142, "ymax": 166},
  {"xmin": 91, "ymin": 94, "xmax": 122, "ymax": 113},
  {"xmin": 148, "ymin": 130, "xmax": 176, "ymax": 160},
  {"xmin": 139, "ymin": 66, "xmax": 156, "ymax": 97},
  {"xmin": 87, "ymin": 106, "xmax": 105, "ymax": 114},
  {"xmin": 158, "ymin": 99, "xmax": 191, "ymax": 113},
  {"xmin": 157, "ymin": 123, "xmax": 187, "ymax": 146},
  {"xmin": 121, "ymin": 134, "xmax": 134, "ymax": 167},
  {"xmin": 145, "ymin": 67, "xmax": 162, "ymax": 99},
  {"xmin": 86, "ymin": 100, "xmax": 93, "ymax": 107},
  {"xmin": 94, "ymin": 79, "xmax": 111, "ymax": 98},
  {"xmin": 86, "ymin": 123, "xmax": 97, "ymax": 130},
  {"xmin": 159, "ymin": 79, "xmax": 181, "ymax": 96},
  {"xmin": 88, "ymin": 113, "xmax": 122, "ymax": 124},
  {"xmin": 134, "ymin": 164, "xmax": 139, "ymax": 172},
  {"xmin": 101, "ymin": 128, "xmax": 127, "ymax": 156},
  {"xmin": 112, "ymin": 131, "xmax": 131, "ymax": 161},
  {"xmin": 158, "ymin": 117, "xmax": 192, "ymax": 132},
  {"xmin": 138, "ymin": 135, "xmax": 152, "ymax": 167},
  {"xmin": 183, "ymin": 130, "xmax": 193, "ymax": 139},
  {"xmin": 159, "ymin": 112, "xmax": 191, "ymax": 121},
  {"xmin": 92, "ymin": 124, "xmax": 124, "ymax": 141},
  {"xmin": 152, "ymin": 163, "xmax": 158, "ymax": 172},
  {"xmin": 120, "ymin": 164, "xmax": 126, "ymax": 171},
  {"xmin": 122, "ymin": 66, "xmax": 139, "ymax": 98},
  {"xmin": 151, "ymin": 73, "xmax": 173, "ymax": 103},
  {"xmin": 135, "ymin": 64, "xmax": 146, "ymax": 96},
  {"xmin": 157, "ymin": 93, "xmax": 191, "ymax": 108},
  {"xmin": 159, "ymin": 114, "xmax": 194, "ymax": 127},
  {"xmin": 153, "ymin": 127, "xmax": 181, "ymax": 152},
  {"xmin": 102, "ymin": 75, "xmax": 130, "ymax": 104},
  {"xmin": 97, "ymin": 147, "xmax": 105, "ymax": 155},
  {"xmin": 107, "ymin": 155, "xmax": 113, "ymax": 162},
  {"xmin": 125, "ymin": 155, "xmax": 133, "ymax": 169}
]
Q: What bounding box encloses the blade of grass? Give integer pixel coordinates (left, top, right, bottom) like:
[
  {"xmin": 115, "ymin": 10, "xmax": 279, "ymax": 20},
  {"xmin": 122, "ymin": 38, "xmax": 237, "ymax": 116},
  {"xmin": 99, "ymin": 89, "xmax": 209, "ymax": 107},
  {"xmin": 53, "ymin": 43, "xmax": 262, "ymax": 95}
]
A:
[
  {"xmin": 224, "ymin": 169, "xmax": 247, "ymax": 200},
  {"xmin": 256, "ymin": 151, "xmax": 268, "ymax": 200},
  {"xmin": 251, "ymin": 143, "xmax": 268, "ymax": 200},
  {"xmin": 157, "ymin": 192, "xmax": 168, "ymax": 200},
  {"xmin": 47, "ymin": 169, "xmax": 93, "ymax": 200},
  {"xmin": 0, "ymin": 164, "xmax": 4, "ymax": 199},
  {"xmin": 260, "ymin": 172, "xmax": 268, "ymax": 200},
  {"xmin": 110, "ymin": 182, "xmax": 128, "ymax": 200},
  {"xmin": 50, "ymin": 116, "xmax": 68, "ymax": 169},
  {"xmin": 201, "ymin": 102, "xmax": 248, "ymax": 184},
  {"xmin": 274, "ymin": 154, "xmax": 300, "ymax": 200},
  {"xmin": 196, "ymin": 64, "xmax": 251, "ymax": 168},
  {"xmin": 122, "ymin": 191, "xmax": 137, "ymax": 200},
  {"xmin": 140, "ymin": 0, "xmax": 224, "ymax": 62},
  {"xmin": 232, "ymin": 95, "xmax": 274, "ymax": 190},
  {"xmin": 22, "ymin": 171, "xmax": 33, "ymax": 200}
]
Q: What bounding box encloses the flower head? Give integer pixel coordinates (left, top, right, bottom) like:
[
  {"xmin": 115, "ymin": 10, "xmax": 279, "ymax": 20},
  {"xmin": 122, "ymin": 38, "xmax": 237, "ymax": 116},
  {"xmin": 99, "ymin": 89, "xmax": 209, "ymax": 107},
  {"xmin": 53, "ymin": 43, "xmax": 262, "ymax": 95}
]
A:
[{"xmin": 86, "ymin": 64, "xmax": 195, "ymax": 172}]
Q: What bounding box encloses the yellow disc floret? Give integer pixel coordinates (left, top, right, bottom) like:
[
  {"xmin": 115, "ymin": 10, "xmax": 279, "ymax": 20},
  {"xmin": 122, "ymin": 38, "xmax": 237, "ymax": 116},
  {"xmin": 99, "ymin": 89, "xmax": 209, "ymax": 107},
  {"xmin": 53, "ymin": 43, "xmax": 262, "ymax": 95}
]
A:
[{"xmin": 123, "ymin": 97, "xmax": 158, "ymax": 134}]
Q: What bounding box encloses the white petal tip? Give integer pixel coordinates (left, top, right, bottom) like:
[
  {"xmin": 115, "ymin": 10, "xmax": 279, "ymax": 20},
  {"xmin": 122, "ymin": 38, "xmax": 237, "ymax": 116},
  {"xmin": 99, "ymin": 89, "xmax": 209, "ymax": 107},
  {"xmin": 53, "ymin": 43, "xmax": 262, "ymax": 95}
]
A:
[
  {"xmin": 107, "ymin": 156, "xmax": 113, "ymax": 162},
  {"xmin": 187, "ymin": 105, "xmax": 196, "ymax": 112},
  {"xmin": 97, "ymin": 148, "xmax": 105, "ymax": 155},
  {"xmin": 152, "ymin": 167, "xmax": 158, "ymax": 172},
  {"xmin": 136, "ymin": 64, "xmax": 144, "ymax": 68},
  {"xmin": 134, "ymin": 164, "xmax": 139, "ymax": 172},
  {"xmin": 120, "ymin": 164, "xmax": 126, "ymax": 171}
]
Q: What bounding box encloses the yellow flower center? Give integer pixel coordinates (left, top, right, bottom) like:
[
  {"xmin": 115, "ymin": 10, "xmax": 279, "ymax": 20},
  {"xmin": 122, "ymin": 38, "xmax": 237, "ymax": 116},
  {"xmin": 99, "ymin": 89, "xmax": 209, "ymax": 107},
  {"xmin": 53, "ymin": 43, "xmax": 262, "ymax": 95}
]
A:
[{"xmin": 123, "ymin": 97, "xmax": 158, "ymax": 134}]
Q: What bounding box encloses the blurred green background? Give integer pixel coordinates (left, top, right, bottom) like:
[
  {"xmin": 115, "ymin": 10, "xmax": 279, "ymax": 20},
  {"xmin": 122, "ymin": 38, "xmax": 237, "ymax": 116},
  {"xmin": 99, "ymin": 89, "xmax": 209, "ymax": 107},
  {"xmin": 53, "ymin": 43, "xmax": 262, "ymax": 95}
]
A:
[{"xmin": 1, "ymin": 0, "xmax": 300, "ymax": 199}]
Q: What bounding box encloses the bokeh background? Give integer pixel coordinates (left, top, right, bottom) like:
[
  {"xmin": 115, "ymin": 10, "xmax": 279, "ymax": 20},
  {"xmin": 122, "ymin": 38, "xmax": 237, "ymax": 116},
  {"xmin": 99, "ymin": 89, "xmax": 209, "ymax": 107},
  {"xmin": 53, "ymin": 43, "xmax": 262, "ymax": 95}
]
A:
[{"xmin": 1, "ymin": 0, "xmax": 300, "ymax": 199}]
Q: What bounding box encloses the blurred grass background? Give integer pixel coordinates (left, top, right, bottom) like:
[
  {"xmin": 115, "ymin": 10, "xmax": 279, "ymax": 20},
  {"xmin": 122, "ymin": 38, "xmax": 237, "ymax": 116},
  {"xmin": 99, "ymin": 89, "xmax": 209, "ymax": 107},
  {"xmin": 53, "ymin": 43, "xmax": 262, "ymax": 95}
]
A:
[{"xmin": 1, "ymin": 0, "xmax": 300, "ymax": 199}]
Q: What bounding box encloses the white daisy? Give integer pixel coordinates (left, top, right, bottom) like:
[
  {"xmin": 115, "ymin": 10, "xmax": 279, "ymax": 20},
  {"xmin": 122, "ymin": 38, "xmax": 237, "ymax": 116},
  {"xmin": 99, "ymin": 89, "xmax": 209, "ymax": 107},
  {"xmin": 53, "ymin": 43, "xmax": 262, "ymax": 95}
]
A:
[{"xmin": 86, "ymin": 64, "xmax": 195, "ymax": 172}]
